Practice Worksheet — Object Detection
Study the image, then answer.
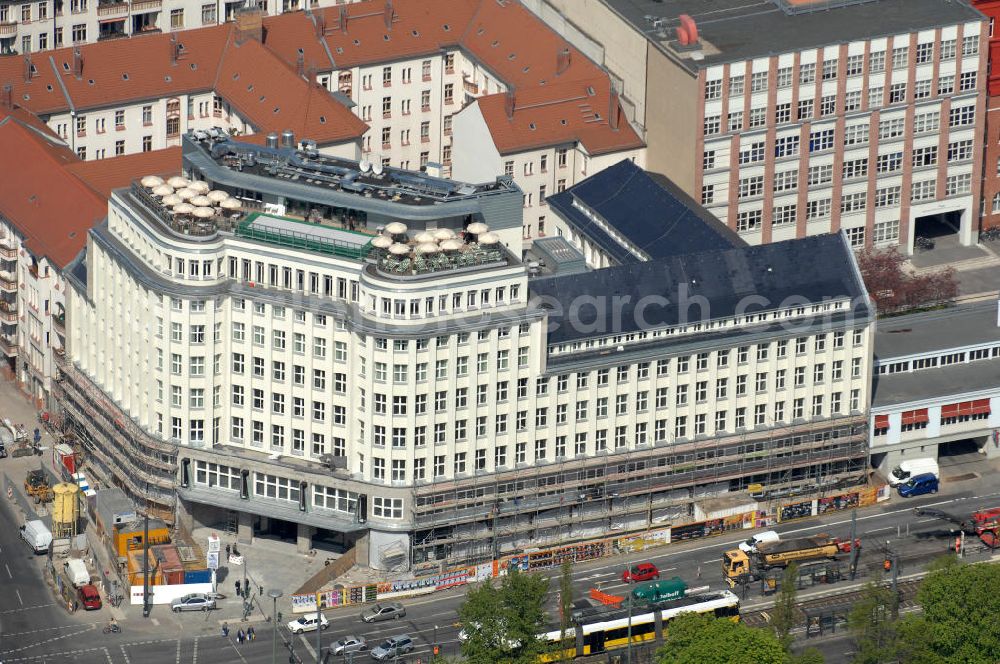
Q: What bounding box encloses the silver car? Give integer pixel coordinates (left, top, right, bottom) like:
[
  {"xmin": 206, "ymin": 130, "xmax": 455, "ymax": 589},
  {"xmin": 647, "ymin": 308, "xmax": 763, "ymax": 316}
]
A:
[
  {"xmin": 170, "ymin": 593, "xmax": 216, "ymax": 612},
  {"xmin": 370, "ymin": 634, "xmax": 413, "ymax": 661},
  {"xmin": 330, "ymin": 635, "xmax": 367, "ymax": 656},
  {"xmin": 360, "ymin": 602, "xmax": 405, "ymax": 623}
]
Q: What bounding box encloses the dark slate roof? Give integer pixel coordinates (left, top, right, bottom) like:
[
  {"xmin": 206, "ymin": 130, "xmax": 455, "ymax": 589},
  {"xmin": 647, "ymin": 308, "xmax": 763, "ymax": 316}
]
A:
[
  {"xmin": 545, "ymin": 159, "xmax": 744, "ymax": 264},
  {"xmin": 601, "ymin": 0, "xmax": 983, "ymax": 72},
  {"xmin": 529, "ymin": 233, "xmax": 868, "ymax": 344}
]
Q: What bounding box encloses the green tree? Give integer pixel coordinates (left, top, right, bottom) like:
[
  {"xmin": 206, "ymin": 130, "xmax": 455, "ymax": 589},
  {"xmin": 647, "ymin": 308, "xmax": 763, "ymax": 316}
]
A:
[
  {"xmin": 790, "ymin": 647, "xmax": 826, "ymax": 664},
  {"xmin": 655, "ymin": 613, "xmax": 787, "ymax": 664},
  {"xmin": 847, "ymin": 581, "xmax": 899, "ymax": 664},
  {"xmin": 458, "ymin": 569, "xmax": 551, "ymax": 664},
  {"xmin": 771, "ymin": 563, "xmax": 800, "ymax": 652},
  {"xmin": 558, "ymin": 558, "xmax": 573, "ymax": 661},
  {"xmin": 890, "ymin": 557, "xmax": 1000, "ymax": 664}
]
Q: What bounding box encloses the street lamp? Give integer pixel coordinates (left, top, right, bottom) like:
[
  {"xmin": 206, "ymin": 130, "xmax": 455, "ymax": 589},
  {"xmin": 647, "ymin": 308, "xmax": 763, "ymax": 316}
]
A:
[{"xmin": 268, "ymin": 588, "xmax": 283, "ymax": 664}]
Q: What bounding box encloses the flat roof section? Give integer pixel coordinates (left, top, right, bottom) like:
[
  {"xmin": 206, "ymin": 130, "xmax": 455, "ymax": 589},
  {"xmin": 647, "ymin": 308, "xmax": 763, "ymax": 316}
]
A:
[
  {"xmin": 601, "ymin": 0, "xmax": 983, "ymax": 72},
  {"xmin": 874, "ymin": 303, "xmax": 1000, "ymax": 361},
  {"xmin": 237, "ymin": 213, "xmax": 374, "ymax": 260},
  {"xmin": 872, "ymin": 357, "xmax": 1000, "ymax": 408}
]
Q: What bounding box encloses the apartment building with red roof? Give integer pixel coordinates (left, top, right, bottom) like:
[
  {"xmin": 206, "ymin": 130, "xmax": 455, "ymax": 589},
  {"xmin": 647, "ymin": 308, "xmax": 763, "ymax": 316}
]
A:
[{"xmin": 0, "ymin": 105, "xmax": 180, "ymax": 400}]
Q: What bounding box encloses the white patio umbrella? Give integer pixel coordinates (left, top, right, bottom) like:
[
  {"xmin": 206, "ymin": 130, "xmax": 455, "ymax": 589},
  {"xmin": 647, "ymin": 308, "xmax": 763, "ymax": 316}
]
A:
[
  {"xmin": 415, "ymin": 242, "xmax": 439, "ymax": 255},
  {"xmin": 385, "ymin": 222, "xmax": 408, "ymax": 235},
  {"xmin": 220, "ymin": 198, "xmax": 242, "ymax": 210},
  {"xmin": 371, "ymin": 235, "xmax": 393, "ymax": 249},
  {"xmin": 440, "ymin": 239, "xmax": 463, "ymax": 251},
  {"xmin": 477, "ymin": 232, "xmax": 500, "ymax": 245},
  {"xmin": 190, "ymin": 195, "xmax": 213, "ymax": 207},
  {"xmin": 152, "ymin": 184, "xmax": 174, "ymax": 197},
  {"xmin": 466, "ymin": 222, "xmax": 489, "ymax": 235},
  {"xmin": 388, "ymin": 243, "xmax": 411, "ymax": 255},
  {"xmin": 175, "ymin": 187, "xmax": 198, "ymax": 201},
  {"xmin": 161, "ymin": 194, "xmax": 183, "ymax": 207},
  {"xmin": 188, "ymin": 181, "xmax": 210, "ymax": 194},
  {"xmin": 141, "ymin": 175, "xmax": 165, "ymax": 188},
  {"xmin": 207, "ymin": 190, "xmax": 230, "ymax": 203},
  {"xmin": 414, "ymin": 231, "xmax": 436, "ymax": 244},
  {"xmin": 433, "ymin": 228, "xmax": 455, "ymax": 241},
  {"xmin": 192, "ymin": 206, "xmax": 215, "ymax": 218},
  {"xmin": 167, "ymin": 176, "xmax": 190, "ymax": 188},
  {"xmin": 173, "ymin": 202, "xmax": 195, "ymax": 215}
]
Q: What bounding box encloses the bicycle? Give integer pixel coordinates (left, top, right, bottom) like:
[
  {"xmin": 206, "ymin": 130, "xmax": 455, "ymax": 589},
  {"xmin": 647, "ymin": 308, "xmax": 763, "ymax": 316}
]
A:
[{"xmin": 103, "ymin": 622, "xmax": 122, "ymax": 634}]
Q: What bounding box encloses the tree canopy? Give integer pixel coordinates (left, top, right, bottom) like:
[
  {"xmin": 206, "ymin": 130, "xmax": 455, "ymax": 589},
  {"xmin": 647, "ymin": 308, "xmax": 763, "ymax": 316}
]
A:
[
  {"xmin": 458, "ymin": 569, "xmax": 551, "ymax": 664},
  {"xmin": 856, "ymin": 246, "xmax": 957, "ymax": 316},
  {"xmin": 655, "ymin": 613, "xmax": 788, "ymax": 664},
  {"xmin": 895, "ymin": 558, "xmax": 1000, "ymax": 664}
]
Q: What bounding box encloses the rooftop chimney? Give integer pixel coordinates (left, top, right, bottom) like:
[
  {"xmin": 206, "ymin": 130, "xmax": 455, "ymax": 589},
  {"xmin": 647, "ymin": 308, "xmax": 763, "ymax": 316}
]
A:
[
  {"xmin": 296, "ymin": 50, "xmax": 305, "ymax": 76},
  {"xmin": 235, "ymin": 7, "xmax": 264, "ymax": 44},
  {"xmin": 676, "ymin": 14, "xmax": 699, "ymax": 47},
  {"xmin": 338, "ymin": 5, "xmax": 347, "ymax": 33},
  {"xmin": 1, "ymin": 84, "xmax": 12, "ymax": 109},
  {"xmin": 72, "ymin": 47, "xmax": 83, "ymax": 78},
  {"xmin": 383, "ymin": 0, "xmax": 393, "ymax": 30},
  {"xmin": 556, "ymin": 47, "xmax": 571, "ymax": 76},
  {"xmin": 23, "ymin": 54, "xmax": 33, "ymax": 82},
  {"xmin": 608, "ymin": 85, "xmax": 620, "ymax": 131},
  {"xmin": 169, "ymin": 34, "xmax": 180, "ymax": 65},
  {"xmin": 504, "ymin": 88, "xmax": 516, "ymax": 119}
]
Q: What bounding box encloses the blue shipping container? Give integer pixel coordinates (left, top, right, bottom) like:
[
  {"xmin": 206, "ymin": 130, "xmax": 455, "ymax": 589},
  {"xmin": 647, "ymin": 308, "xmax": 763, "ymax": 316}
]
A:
[{"xmin": 184, "ymin": 569, "xmax": 212, "ymax": 584}]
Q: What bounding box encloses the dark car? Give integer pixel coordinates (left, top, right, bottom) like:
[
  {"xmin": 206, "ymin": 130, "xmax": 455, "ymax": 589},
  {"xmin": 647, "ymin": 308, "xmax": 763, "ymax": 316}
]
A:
[
  {"xmin": 898, "ymin": 473, "xmax": 939, "ymax": 498},
  {"xmin": 78, "ymin": 584, "xmax": 102, "ymax": 610},
  {"xmin": 622, "ymin": 562, "xmax": 660, "ymax": 583}
]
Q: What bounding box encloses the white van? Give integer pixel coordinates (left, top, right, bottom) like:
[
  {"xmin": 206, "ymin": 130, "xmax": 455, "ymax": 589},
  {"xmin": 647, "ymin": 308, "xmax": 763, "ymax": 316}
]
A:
[
  {"xmin": 889, "ymin": 458, "xmax": 939, "ymax": 487},
  {"xmin": 64, "ymin": 558, "xmax": 90, "ymax": 587},
  {"xmin": 20, "ymin": 520, "xmax": 52, "ymax": 554},
  {"xmin": 738, "ymin": 530, "xmax": 780, "ymax": 553}
]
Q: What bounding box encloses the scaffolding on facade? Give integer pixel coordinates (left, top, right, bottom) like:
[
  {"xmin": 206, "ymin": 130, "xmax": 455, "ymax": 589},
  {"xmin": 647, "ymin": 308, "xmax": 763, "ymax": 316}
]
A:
[
  {"xmin": 52, "ymin": 354, "xmax": 177, "ymax": 523},
  {"xmin": 411, "ymin": 414, "xmax": 869, "ymax": 568}
]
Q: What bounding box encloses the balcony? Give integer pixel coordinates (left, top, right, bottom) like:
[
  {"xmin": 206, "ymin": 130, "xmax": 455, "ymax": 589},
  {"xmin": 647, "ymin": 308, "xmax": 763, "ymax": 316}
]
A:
[
  {"xmin": 97, "ymin": 1, "xmax": 127, "ymax": 15},
  {"xmin": 130, "ymin": 0, "xmax": 161, "ymax": 12},
  {"xmin": 0, "ymin": 335, "xmax": 17, "ymax": 357},
  {"xmin": 0, "ymin": 272, "xmax": 15, "ymax": 293},
  {"xmin": 98, "ymin": 30, "xmax": 128, "ymax": 41},
  {"xmin": 0, "ymin": 22, "xmax": 17, "ymax": 37},
  {"xmin": 0, "ymin": 303, "xmax": 16, "ymax": 323}
]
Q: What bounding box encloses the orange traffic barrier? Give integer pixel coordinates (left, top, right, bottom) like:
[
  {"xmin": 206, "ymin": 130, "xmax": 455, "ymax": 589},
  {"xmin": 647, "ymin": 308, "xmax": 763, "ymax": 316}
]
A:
[{"xmin": 589, "ymin": 588, "xmax": 624, "ymax": 608}]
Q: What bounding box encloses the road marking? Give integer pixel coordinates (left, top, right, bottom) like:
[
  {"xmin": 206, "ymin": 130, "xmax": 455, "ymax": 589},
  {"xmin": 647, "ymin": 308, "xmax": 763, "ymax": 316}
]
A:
[
  {"xmin": 865, "ymin": 527, "xmax": 893, "ymax": 534},
  {"xmin": 225, "ymin": 640, "xmax": 248, "ymax": 664},
  {"xmin": 151, "ymin": 618, "xmax": 160, "ymax": 627},
  {"xmin": 104, "ymin": 646, "xmax": 113, "ymax": 663},
  {"xmin": 700, "ymin": 559, "xmax": 718, "ymax": 564},
  {"xmin": 4, "ymin": 563, "xmax": 10, "ymax": 579},
  {"xmin": 192, "ymin": 636, "xmax": 198, "ymax": 664},
  {"xmin": 298, "ymin": 634, "xmax": 317, "ymax": 661},
  {"xmin": 175, "ymin": 638, "xmax": 181, "ymax": 664},
  {"xmin": 15, "ymin": 589, "xmax": 22, "ymax": 606},
  {"xmin": 120, "ymin": 644, "xmax": 131, "ymax": 664}
]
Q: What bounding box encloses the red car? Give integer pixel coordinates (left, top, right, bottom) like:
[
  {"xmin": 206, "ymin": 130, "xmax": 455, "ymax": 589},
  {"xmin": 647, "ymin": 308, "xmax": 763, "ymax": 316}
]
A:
[
  {"xmin": 622, "ymin": 562, "xmax": 660, "ymax": 583},
  {"xmin": 78, "ymin": 584, "xmax": 102, "ymax": 610}
]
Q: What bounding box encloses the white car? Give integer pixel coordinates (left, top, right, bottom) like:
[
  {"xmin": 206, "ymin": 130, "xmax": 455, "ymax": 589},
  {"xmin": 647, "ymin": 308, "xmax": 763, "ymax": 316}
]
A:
[
  {"xmin": 286, "ymin": 612, "xmax": 329, "ymax": 634},
  {"xmin": 738, "ymin": 530, "xmax": 780, "ymax": 554}
]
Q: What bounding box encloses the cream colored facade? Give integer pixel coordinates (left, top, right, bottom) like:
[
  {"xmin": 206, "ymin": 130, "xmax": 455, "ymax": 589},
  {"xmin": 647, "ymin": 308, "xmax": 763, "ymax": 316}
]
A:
[
  {"xmin": 0, "ymin": 216, "xmax": 68, "ymax": 403},
  {"xmin": 58, "ymin": 145, "xmax": 875, "ymax": 567}
]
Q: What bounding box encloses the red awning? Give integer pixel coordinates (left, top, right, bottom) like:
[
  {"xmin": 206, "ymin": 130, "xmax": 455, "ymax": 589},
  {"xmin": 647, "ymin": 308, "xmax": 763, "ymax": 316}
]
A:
[
  {"xmin": 901, "ymin": 409, "xmax": 929, "ymax": 425},
  {"xmin": 874, "ymin": 415, "xmax": 889, "ymax": 429},
  {"xmin": 941, "ymin": 403, "xmax": 960, "ymax": 418},
  {"xmin": 972, "ymin": 399, "xmax": 992, "ymax": 416}
]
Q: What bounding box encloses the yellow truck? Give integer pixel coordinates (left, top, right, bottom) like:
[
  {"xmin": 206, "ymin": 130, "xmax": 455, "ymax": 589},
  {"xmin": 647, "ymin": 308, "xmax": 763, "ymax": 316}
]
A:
[{"xmin": 723, "ymin": 534, "xmax": 851, "ymax": 586}]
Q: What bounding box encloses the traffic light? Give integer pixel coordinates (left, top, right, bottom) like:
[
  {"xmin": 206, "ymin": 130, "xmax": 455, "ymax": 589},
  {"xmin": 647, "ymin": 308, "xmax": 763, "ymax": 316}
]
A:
[
  {"xmin": 883, "ymin": 558, "xmax": 892, "ymax": 572},
  {"xmin": 433, "ymin": 645, "xmax": 440, "ymax": 656}
]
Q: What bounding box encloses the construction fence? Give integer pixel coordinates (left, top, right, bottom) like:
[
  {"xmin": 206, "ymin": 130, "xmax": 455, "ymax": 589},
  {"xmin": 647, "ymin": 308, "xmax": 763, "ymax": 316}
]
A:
[{"xmin": 290, "ymin": 483, "xmax": 888, "ymax": 613}]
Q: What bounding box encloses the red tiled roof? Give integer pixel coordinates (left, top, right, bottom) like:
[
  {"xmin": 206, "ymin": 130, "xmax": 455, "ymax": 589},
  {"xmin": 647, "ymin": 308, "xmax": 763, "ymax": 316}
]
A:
[
  {"xmin": 0, "ymin": 112, "xmax": 106, "ymax": 268},
  {"xmin": 213, "ymin": 31, "xmax": 368, "ymax": 144},
  {"xmin": 477, "ymin": 77, "xmax": 643, "ymax": 156},
  {"xmin": 0, "ymin": 24, "xmax": 365, "ymax": 145},
  {"xmin": 66, "ymin": 147, "xmax": 182, "ymax": 200}
]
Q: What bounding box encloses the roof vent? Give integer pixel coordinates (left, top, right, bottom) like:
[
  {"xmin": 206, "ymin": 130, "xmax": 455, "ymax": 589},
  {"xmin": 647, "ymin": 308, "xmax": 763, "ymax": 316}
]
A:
[
  {"xmin": 296, "ymin": 50, "xmax": 305, "ymax": 76},
  {"xmin": 675, "ymin": 14, "xmax": 699, "ymax": 48},
  {"xmin": 528, "ymin": 122, "xmax": 536, "ymax": 130},
  {"xmin": 556, "ymin": 47, "xmax": 571, "ymax": 76},
  {"xmin": 122, "ymin": 72, "xmax": 129, "ymax": 80},
  {"xmin": 443, "ymin": 23, "xmax": 450, "ymax": 31},
  {"xmin": 22, "ymin": 54, "xmax": 32, "ymax": 82},
  {"xmin": 169, "ymin": 34, "xmax": 180, "ymax": 65},
  {"xmin": 266, "ymin": 133, "xmax": 279, "ymax": 148},
  {"xmin": 383, "ymin": 0, "xmax": 394, "ymax": 30},
  {"xmin": 281, "ymin": 129, "xmax": 295, "ymax": 148},
  {"xmin": 72, "ymin": 47, "xmax": 83, "ymax": 79}
]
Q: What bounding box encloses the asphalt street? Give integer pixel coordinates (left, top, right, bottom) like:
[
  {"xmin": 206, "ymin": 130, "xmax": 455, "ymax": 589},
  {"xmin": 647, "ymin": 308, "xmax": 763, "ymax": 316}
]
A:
[{"xmin": 2, "ymin": 451, "xmax": 998, "ymax": 663}]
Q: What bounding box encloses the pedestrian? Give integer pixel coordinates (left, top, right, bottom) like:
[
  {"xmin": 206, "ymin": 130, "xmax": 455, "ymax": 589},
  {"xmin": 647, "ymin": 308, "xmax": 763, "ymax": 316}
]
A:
[
  {"xmin": 222, "ymin": 622, "xmax": 229, "ymax": 638},
  {"xmin": 247, "ymin": 626, "xmax": 255, "ymax": 641},
  {"xmin": 74, "ymin": 600, "xmax": 79, "ymax": 613},
  {"xmin": 237, "ymin": 629, "xmax": 244, "ymax": 644},
  {"xmin": 235, "ymin": 579, "xmax": 242, "ymax": 598},
  {"xmin": 226, "ymin": 544, "xmax": 231, "ymax": 558}
]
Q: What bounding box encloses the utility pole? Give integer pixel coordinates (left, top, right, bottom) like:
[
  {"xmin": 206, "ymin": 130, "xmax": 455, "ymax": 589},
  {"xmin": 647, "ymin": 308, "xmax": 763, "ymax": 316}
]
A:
[
  {"xmin": 269, "ymin": 589, "xmax": 283, "ymax": 664},
  {"xmin": 626, "ymin": 591, "xmax": 633, "ymax": 664},
  {"xmin": 142, "ymin": 481, "xmax": 151, "ymax": 618},
  {"xmin": 315, "ymin": 599, "xmax": 323, "ymax": 663},
  {"xmin": 849, "ymin": 509, "xmax": 860, "ymax": 581}
]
